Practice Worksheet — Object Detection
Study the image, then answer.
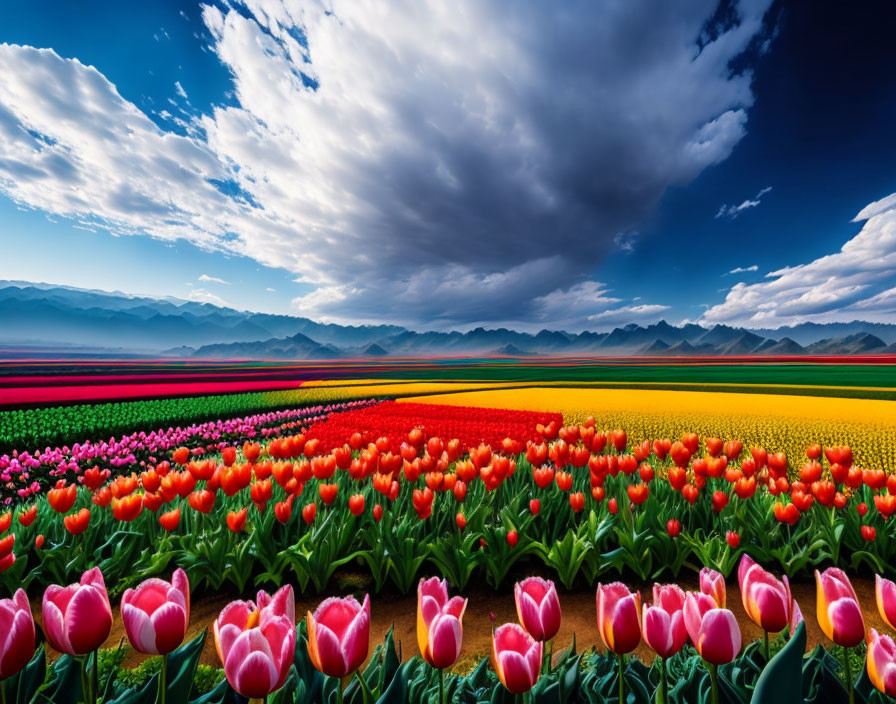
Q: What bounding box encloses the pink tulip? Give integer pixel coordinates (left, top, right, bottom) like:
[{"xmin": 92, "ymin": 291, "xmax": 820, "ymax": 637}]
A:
[
  {"xmin": 596, "ymin": 582, "xmax": 641, "ymax": 654},
  {"xmin": 42, "ymin": 567, "xmax": 113, "ymax": 655},
  {"xmin": 491, "ymin": 623, "xmax": 542, "ymax": 694},
  {"xmin": 122, "ymin": 568, "xmax": 190, "ymax": 655},
  {"xmin": 867, "ymin": 628, "xmax": 896, "ymax": 697},
  {"xmin": 307, "ymin": 594, "xmax": 370, "ymax": 679},
  {"xmin": 683, "ymin": 592, "xmax": 741, "ymax": 665},
  {"xmin": 876, "ymin": 574, "xmax": 896, "ymax": 631},
  {"xmin": 642, "ymin": 585, "xmax": 687, "ymax": 659},
  {"xmin": 815, "ymin": 568, "xmax": 865, "ymax": 648},
  {"xmin": 514, "ymin": 577, "xmax": 561, "ymax": 642},
  {"xmin": 699, "ymin": 567, "xmax": 726, "ymax": 608},
  {"xmin": 214, "ymin": 586, "xmax": 295, "ymax": 698},
  {"xmin": 738, "ymin": 554, "xmax": 793, "ymax": 634},
  {"xmin": 0, "ymin": 589, "xmax": 35, "ymax": 678},
  {"xmin": 417, "ymin": 577, "xmax": 467, "ymax": 669}
]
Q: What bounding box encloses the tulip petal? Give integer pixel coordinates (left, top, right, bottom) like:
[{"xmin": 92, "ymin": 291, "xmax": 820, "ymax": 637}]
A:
[
  {"xmin": 428, "ymin": 613, "xmax": 462, "ymax": 669},
  {"xmin": 65, "ymin": 585, "xmax": 113, "ymax": 655},
  {"xmin": 149, "ymin": 601, "xmax": 188, "ymax": 655}
]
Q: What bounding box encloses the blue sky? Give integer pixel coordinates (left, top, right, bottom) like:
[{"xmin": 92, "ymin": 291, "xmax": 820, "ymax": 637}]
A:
[{"xmin": 1, "ymin": 0, "xmax": 894, "ymax": 331}]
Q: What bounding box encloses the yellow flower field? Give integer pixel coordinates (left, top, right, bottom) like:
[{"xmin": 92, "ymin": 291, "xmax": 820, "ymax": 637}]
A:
[{"xmin": 399, "ymin": 386, "xmax": 896, "ymax": 471}]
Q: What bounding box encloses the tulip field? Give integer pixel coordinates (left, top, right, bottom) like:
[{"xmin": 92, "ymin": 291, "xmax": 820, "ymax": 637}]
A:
[{"xmin": 3, "ymin": 362, "xmax": 896, "ymax": 703}]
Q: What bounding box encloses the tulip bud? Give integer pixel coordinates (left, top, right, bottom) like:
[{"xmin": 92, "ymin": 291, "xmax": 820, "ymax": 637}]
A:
[
  {"xmin": 529, "ymin": 499, "xmax": 541, "ymax": 515},
  {"xmin": 666, "ymin": 519, "xmax": 680, "ymax": 537},
  {"xmin": 506, "ymin": 530, "xmax": 518, "ymax": 547},
  {"xmin": 815, "ymin": 567, "xmax": 865, "ymax": 648}
]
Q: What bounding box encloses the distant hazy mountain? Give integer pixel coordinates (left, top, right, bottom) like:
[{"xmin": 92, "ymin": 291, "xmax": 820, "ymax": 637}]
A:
[{"xmin": 1, "ymin": 281, "xmax": 895, "ymax": 358}]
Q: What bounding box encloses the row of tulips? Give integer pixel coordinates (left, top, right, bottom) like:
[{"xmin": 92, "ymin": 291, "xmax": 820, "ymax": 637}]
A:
[
  {"xmin": 5, "ymin": 560, "xmax": 896, "ymax": 703},
  {"xmin": 0, "ymin": 398, "xmax": 377, "ymax": 503}
]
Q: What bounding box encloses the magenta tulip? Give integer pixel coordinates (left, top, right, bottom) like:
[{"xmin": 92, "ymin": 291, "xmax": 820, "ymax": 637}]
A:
[
  {"xmin": 816, "ymin": 568, "xmax": 865, "ymax": 704},
  {"xmin": 0, "ymin": 589, "xmax": 35, "ymax": 678},
  {"xmin": 738, "ymin": 554, "xmax": 794, "ymax": 661},
  {"xmin": 815, "ymin": 568, "xmax": 865, "ymax": 648},
  {"xmin": 867, "ymin": 628, "xmax": 896, "ymax": 697},
  {"xmin": 417, "ymin": 577, "xmax": 466, "ymax": 670},
  {"xmin": 42, "ymin": 567, "xmax": 113, "ymax": 655},
  {"xmin": 214, "ymin": 586, "xmax": 295, "ymax": 698},
  {"xmin": 642, "ymin": 584, "xmax": 687, "ymax": 659},
  {"xmin": 514, "ymin": 577, "xmax": 561, "ymax": 643},
  {"xmin": 491, "ymin": 623, "xmax": 542, "ymax": 694},
  {"xmin": 683, "ymin": 592, "xmax": 741, "ymax": 665},
  {"xmin": 700, "ymin": 567, "xmax": 726, "ymax": 608},
  {"xmin": 597, "ymin": 582, "xmax": 641, "ymax": 704},
  {"xmin": 307, "ymin": 594, "xmax": 370, "ymax": 680},
  {"xmin": 122, "ymin": 568, "xmax": 190, "ymax": 655},
  {"xmin": 876, "ymin": 574, "xmax": 896, "ymax": 631}
]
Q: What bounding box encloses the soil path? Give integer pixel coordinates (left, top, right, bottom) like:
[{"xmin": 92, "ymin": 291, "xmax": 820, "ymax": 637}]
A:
[{"xmin": 36, "ymin": 575, "xmax": 886, "ymax": 670}]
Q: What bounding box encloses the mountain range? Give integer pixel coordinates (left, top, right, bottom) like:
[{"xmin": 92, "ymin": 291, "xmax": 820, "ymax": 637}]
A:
[{"xmin": 1, "ymin": 281, "xmax": 895, "ymax": 359}]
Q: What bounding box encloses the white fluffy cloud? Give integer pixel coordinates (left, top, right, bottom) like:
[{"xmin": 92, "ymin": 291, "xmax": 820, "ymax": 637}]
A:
[
  {"xmin": 702, "ymin": 191, "xmax": 896, "ymax": 327},
  {"xmin": 198, "ymin": 273, "xmax": 230, "ymax": 285},
  {"xmin": 0, "ymin": 0, "xmax": 774, "ymax": 328}
]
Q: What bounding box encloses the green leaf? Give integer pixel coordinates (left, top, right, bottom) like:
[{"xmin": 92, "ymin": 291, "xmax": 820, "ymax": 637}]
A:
[{"xmin": 751, "ymin": 622, "xmax": 807, "ymax": 704}]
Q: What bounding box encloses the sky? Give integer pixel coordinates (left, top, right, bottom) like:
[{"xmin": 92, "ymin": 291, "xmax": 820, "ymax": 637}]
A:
[{"xmin": 0, "ymin": 0, "xmax": 894, "ymax": 332}]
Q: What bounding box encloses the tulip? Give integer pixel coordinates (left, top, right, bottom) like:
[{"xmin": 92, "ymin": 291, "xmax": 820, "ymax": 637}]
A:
[
  {"xmin": 738, "ymin": 554, "xmax": 794, "ymax": 661},
  {"xmin": 0, "ymin": 589, "xmax": 36, "ymax": 679},
  {"xmin": 877, "ymin": 574, "xmax": 896, "ymax": 631},
  {"xmin": 867, "ymin": 628, "xmax": 896, "ymax": 698},
  {"xmin": 307, "ymin": 594, "xmax": 370, "ymax": 701},
  {"xmin": 700, "ymin": 567, "xmax": 726, "ymax": 608},
  {"xmin": 491, "ymin": 623, "xmax": 542, "ymax": 694},
  {"xmin": 597, "ymin": 582, "xmax": 641, "ymax": 703},
  {"xmin": 43, "ymin": 567, "xmax": 113, "ymax": 704},
  {"xmin": 122, "ymin": 569, "xmax": 190, "ymax": 704},
  {"xmin": 514, "ymin": 577, "xmax": 561, "ymax": 674},
  {"xmin": 643, "ymin": 584, "xmax": 687, "ymax": 703},
  {"xmin": 816, "ymin": 568, "xmax": 865, "ymax": 704},
  {"xmin": 417, "ymin": 578, "xmax": 466, "ymax": 702},
  {"xmin": 214, "ymin": 586, "xmax": 295, "ymax": 699},
  {"xmin": 684, "ymin": 591, "xmax": 741, "ymax": 704}
]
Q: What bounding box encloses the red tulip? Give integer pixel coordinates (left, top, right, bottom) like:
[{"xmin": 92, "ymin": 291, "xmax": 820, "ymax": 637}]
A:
[
  {"xmin": 666, "ymin": 519, "xmax": 680, "ymax": 538},
  {"xmin": 48, "ymin": 484, "xmax": 77, "ymax": 514},
  {"xmin": 506, "ymin": 530, "xmax": 518, "ymax": 547},
  {"xmin": 529, "ymin": 499, "xmax": 541, "ymax": 515},
  {"xmin": 64, "ymin": 508, "xmax": 91, "ymax": 535},
  {"xmin": 226, "ymin": 508, "xmax": 248, "ymax": 533},
  {"xmin": 348, "ymin": 493, "xmax": 365, "ymax": 516},
  {"xmin": 726, "ymin": 531, "xmax": 740, "ymax": 549},
  {"xmin": 302, "ymin": 503, "xmax": 317, "ymax": 525},
  {"xmin": 373, "ymin": 504, "xmax": 383, "ymax": 522},
  {"xmin": 17, "ymin": 506, "xmax": 37, "ymax": 528},
  {"xmin": 455, "ymin": 512, "xmax": 466, "ymax": 530},
  {"xmin": 159, "ymin": 508, "xmax": 181, "ymax": 531},
  {"xmin": 569, "ymin": 492, "xmax": 585, "ymax": 513}
]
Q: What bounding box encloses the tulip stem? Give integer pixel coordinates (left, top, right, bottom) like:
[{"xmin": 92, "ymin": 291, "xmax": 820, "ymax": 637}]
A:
[
  {"xmin": 438, "ymin": 668, "xmax": 444, "ymax": 704},
  {"xmin": 842, "ymin": 646, "xmax": 854, "ymax": 704},
  {"xmin": 617, "ymin": 653, "xmax": 625, "ymax": 704},
  {"xmin": 92, "ymin": 650, "xmax": 99, "ymax": 704},
  {"xmin": 709, "ymin": 663, "xmax": 719, "ymax": 704},
  {"xmin": 334, "ymin": 676, "xmax": 343, "ymax": 704},
  {"xmin": 1, "ymin": 679, "xmax": 7, "ymax": 704},
  {"xmin": 659, "ymin": 657, "xmax": 668, "ymax": 704},
  {"xmin": 763, "ymin": 630, "xmax": 770, "ymax": 663},
  {"xmin": 158, "ymin": 653, "xmax": 168, "ymax": 704}
]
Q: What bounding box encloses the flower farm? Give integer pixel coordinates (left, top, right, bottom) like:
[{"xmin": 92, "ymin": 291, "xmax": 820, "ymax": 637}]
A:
[{"xmin": 2, "ymin": 360, "xmax": 896, "ymax": 704}]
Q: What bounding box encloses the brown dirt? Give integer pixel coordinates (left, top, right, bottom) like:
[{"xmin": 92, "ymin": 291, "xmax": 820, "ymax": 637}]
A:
[{"xmin": 35, "ymin": 574, "xmax": 886, "ymax": 670}]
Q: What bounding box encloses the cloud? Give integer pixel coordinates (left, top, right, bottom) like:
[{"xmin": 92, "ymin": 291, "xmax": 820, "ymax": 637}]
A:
[
  {"xmin": 198, "ymin": 273, "xmax": 230, "ymax": 285},
  {"xmin": 0, "ymin": 0, "xmax": 774, "ymax": 328},
  {"xmin": 265, "ymin": 287, "xmax": 276, "ymax": 292},
  {"xmin": 726, "ymin": 264, "xmax": 759, "ymax": 275},
  {"xmin": 587, "ymin": 304, "xmax": 672, "ymax": 327},
  {"xmin": 715, "ymin": 186, "xmax": 772, "ymax": 219},
  {"xmin": 702, "ymin": 191, "xmax": 896, "ymax": 327},
  {"xmin": 174, "ymin": 81, "xmax": 188, "ymax": 99},
  {"xmin": 187, "ymin": 288, "xmax": 231, "ymax": 307}
]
